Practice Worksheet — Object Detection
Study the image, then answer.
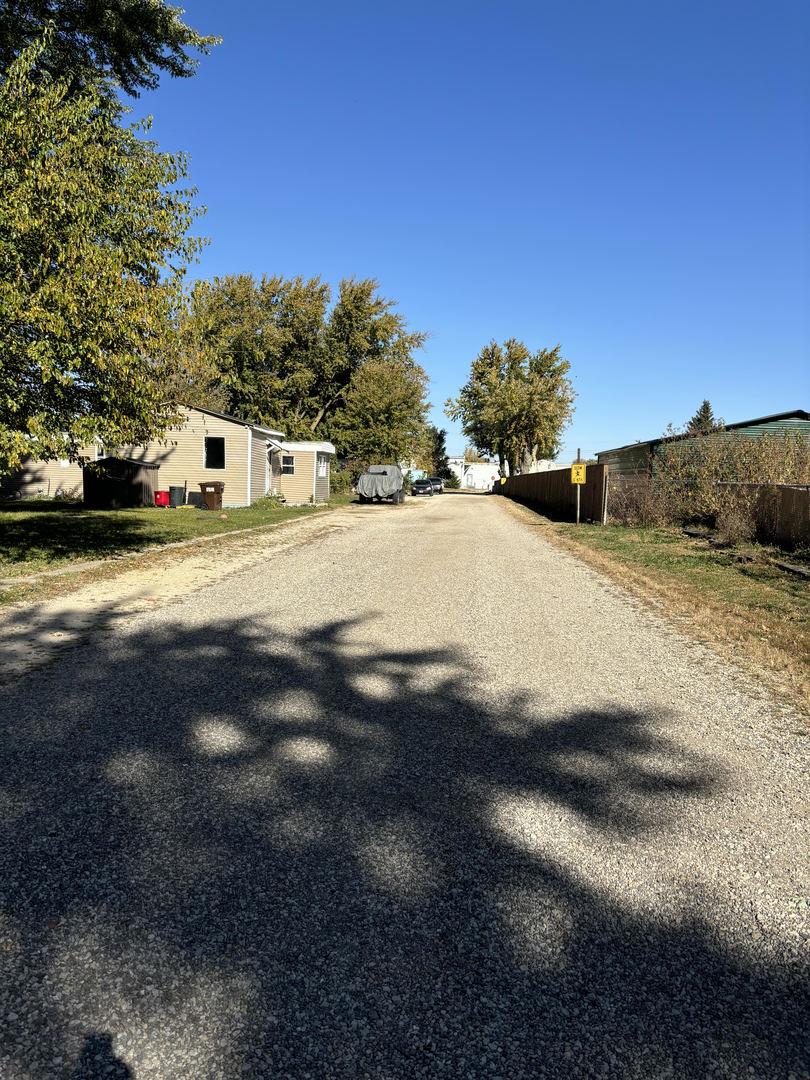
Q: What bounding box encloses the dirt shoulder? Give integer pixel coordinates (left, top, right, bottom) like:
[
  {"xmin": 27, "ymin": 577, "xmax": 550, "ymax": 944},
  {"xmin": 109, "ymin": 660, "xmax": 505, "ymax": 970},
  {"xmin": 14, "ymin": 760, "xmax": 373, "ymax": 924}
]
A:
[
  {"xmin": 0, "ymin": 509, "xmax": 353, "ymax": 685},
  {"xmin": 498, "ymin": 497, "xmax": 810, "ymax": 719},
  {"xmin": 0, "ymin": 498, "xmax": 431, "ymax": 686}
]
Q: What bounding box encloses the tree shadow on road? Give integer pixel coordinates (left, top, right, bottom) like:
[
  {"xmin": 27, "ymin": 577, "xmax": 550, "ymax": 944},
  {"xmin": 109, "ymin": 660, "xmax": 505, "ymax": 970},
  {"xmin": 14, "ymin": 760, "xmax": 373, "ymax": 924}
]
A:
[{"xmin": 0, "ymin": 614, "xmax": 806, "ymax": 1078}]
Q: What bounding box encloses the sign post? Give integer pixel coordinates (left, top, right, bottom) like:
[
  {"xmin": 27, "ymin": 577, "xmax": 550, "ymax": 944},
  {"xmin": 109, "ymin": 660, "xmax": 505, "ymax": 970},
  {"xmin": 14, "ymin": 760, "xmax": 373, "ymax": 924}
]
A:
[{"xmin": 571, "ymin": 449, "xmax": 586, "ymax": 525}]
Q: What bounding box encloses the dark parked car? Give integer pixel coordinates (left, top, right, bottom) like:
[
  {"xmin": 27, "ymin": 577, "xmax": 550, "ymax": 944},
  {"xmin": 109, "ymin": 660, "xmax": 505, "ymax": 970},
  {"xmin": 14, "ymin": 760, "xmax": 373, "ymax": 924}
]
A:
[
  {"xmin": 427, "ymin": 477, "xmax": 444, "ymax": 493},
  {"xmin": 410, "ymin": 478, "xmax": 434, "ymax": 496}
]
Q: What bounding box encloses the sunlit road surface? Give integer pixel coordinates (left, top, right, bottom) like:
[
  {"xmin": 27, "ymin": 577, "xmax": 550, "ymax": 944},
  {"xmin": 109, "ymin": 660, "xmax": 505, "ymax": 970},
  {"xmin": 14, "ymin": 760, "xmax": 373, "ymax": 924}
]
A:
[{"xmin": 1, "ymin": 494, "xmax": 808, "ymax": 1079}]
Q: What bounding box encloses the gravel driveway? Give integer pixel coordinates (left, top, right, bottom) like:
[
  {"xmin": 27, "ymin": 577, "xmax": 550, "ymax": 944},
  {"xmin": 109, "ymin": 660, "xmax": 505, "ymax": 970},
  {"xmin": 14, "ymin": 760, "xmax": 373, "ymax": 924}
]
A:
[{"xmin": 1, "ymin": 494, "xmax": 808, "ymax": 1079}]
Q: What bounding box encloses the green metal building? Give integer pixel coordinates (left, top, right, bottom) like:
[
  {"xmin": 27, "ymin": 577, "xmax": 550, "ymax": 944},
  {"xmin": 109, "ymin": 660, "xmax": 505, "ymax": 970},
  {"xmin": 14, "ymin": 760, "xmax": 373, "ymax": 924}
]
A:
[{"xmin": 597, "ymin": 410, "xmax": 810, "ymax": 479}]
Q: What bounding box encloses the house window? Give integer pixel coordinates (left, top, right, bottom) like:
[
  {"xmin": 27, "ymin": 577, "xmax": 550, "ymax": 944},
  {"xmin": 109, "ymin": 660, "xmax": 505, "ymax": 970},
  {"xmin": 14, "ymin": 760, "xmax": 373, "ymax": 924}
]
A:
[
  {"xmin": 317, "ymin": 455, "xmax": 329, "ymax": 478},
  {"xmin": 281, "ymin": 455, "xmax": 295, "ymax": 475},
  {"xmin": 204, "ymin": 436, "xmax": 225, "ymax": 470}
]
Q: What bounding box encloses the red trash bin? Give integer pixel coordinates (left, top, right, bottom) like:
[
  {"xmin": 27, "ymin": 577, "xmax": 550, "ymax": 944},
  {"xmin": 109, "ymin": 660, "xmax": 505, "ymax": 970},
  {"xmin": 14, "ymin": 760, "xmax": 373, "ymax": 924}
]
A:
[{"xmin": 155, "ymin": 490, "xmax": 170, "ymax": 507}]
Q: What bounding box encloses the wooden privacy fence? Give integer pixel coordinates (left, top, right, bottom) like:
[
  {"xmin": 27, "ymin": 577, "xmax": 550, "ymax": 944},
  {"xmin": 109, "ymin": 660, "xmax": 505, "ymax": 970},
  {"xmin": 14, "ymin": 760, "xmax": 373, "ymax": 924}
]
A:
[
  {"xmin": 720, "ymin": 483, "xmax": 810, "ymax": 549},
  {"xmin": 498, "ymin": 464, "xmax": 608, "ymax": 523},
  {"xmin": 605, "ymin": 478, "xmax": 809, "ymax": 549}
]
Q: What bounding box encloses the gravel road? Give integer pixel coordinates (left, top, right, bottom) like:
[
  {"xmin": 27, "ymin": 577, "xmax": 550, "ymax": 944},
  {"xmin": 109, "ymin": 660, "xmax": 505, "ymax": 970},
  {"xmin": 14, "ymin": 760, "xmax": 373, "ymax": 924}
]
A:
[{"xmin": 1, "ymin": 494, "xmax": 808, "ymax": 1080}]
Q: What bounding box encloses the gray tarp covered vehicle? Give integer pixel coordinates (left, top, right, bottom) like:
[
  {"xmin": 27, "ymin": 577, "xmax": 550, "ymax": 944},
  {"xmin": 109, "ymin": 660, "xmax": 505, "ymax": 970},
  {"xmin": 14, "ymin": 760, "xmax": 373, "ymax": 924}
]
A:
[{"xmin": 355, "ymin": 465, "xmax": 405, "ymax": 503}]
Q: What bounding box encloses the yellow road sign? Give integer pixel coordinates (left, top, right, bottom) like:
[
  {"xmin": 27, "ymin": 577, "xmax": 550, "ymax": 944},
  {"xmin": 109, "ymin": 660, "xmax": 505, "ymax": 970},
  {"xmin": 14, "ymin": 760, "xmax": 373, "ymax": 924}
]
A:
[{"xmin": 571, "ymin": 463, "xmax": 586, "ymax": 484}]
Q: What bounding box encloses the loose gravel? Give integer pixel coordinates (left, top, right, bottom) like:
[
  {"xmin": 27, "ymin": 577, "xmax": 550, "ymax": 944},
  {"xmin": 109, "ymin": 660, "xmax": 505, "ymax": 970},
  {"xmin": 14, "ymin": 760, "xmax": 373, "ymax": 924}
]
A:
[{"xmin": 0, "ymin": 494, "xmax": 807, "ymax": 1079}]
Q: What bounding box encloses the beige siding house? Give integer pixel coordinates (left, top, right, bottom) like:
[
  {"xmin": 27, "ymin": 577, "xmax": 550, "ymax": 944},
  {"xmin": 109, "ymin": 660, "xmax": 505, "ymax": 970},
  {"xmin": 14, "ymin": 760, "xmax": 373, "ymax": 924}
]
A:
[
  {"xmin": 274, "ymin": 441, "xmax": 335, "ymax": 504},
  {"xmin": 1, "ymin": 446, "xmax": 99, "ymax": 499},
  {"xmin": 3, "ymin": 409, "xmax": 336, "ymax": 506},
  {"xmin": 114, "ymin": 407, "xmax": 284, "ymax": 507},
  {"xmin": 3, "ymin": 408, "xmax": 286, "ymax": 507}
]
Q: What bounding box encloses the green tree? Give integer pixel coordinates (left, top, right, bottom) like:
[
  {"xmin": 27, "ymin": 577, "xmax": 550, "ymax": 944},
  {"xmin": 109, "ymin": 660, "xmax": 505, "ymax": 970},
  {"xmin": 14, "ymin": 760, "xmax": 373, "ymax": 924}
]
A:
[
  {"xmin": 185, "ymin": 273, "xmax": 330, "ymax": 435},
  {"xmin": 445, "ymin": 339, "xmax": 575, "ymax": 476},
  {"xmin": 685, "ymin": 399, "xmax": 722, "ymax": 436},
  {"xmin": 318, "ymin": 277, "xmax": 427, "ymax": 439},
  {"xmin": 0, "ymin": 1, "xmax": 219, "ymax": 96},
  {"xmin": 0, "ymin": 35, "xmax": 206, "ymax": 473},
  {"xmin": 186, "ymin": 274, "xmax": 429, "ymax": 454},
  {"xmin": 463, "ymin": 447, "xmax": 490, "ymax": 463},
  {"xmin": 161, "ymin": 303, "xmax": 230, "ymax": 413},
  {"xmin": 417, "ymin": 425, "xmax": 452, "ymax": 478},
  {"xmin": 329, "ymin": 354, "xmax": 429, "ymax": 465}
]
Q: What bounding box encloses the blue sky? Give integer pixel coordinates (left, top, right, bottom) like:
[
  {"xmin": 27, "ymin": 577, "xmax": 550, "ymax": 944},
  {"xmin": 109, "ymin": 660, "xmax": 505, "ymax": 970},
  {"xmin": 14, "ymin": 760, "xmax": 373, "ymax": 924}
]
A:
[{"xmin": 138, "ymin": 0, "xmax": 809, "ymax": 459}]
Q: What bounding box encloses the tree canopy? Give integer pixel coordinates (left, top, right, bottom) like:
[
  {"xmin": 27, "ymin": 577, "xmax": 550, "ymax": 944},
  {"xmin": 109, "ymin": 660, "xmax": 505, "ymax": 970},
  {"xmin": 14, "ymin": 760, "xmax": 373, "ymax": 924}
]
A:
[
  {"xmin": 183, "ymin": 274, "xmax": 430, "ymax": 464},
  {"xmin": 416, "ymin": 425, "xmax": 453, "ymax": 479},
  {"xmin": 445, "ymin": 339, "xmax": 575, "ymax": 475},
  {"xmin": 0, "ymin": 0, "xmax": 219, "ymax": 95},
  {"xmin": 685, "ymin": 399, "xmax": 723, "ymax": 436},
  {"xmin": 182, "ymin": 273, "xmax": 331, "ymax": 434},
  {"xmin": 463, "ymin": 447, "xmax": 490, "ymax": 463},
  {"xmin": 0, "ymin": 35, "xmax": 206, "ymax": 472},
  {"xmin": 329, "ymin": 355, "xmax": 429, "ymax": 465}
]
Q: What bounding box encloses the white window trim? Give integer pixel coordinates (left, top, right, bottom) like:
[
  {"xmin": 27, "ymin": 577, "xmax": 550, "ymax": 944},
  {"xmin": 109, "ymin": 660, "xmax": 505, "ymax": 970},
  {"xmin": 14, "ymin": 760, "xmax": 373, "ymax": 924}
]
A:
[
  {"xmin": 281, "ymin": 454, "xmax": 295, "ymax": 475},
  {"xmin": 203, "ymin": 435, "xmax": 226, "ymax": 471}
]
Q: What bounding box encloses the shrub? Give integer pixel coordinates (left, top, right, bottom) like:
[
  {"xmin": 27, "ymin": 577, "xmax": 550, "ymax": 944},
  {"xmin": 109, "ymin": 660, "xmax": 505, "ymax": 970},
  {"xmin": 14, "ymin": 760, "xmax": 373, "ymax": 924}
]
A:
[
  {"xmin": 654, "ymin": 430, "xmax": 809, "ymax": 520},
  {"xmin": 252, "ymin": 494, "xmax": 284, "ymax": 511},
  {"xmin": 607, "ymin": 479, "xmax": 673, "ymax": 527},
  {"xmin": 53, "ymin": 485, "xmax": 82, "ymax": 502},
  {"xmin": 714, "ymin": 492, "xmax": 757, "ymax": 546},
  {"xmin": 608, "ymin": 431, "xmax": 809, "ymax": 542},
  {"xmin": 329, "ymin": 466, "xmax": 355, "ymax": 494}
]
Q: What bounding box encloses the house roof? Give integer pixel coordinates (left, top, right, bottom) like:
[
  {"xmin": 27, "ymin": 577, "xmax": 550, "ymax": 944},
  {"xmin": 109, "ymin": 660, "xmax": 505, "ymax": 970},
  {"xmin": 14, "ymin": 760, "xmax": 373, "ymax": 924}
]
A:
[
  {"xmin": 253, "ymin": 424, "xmax": 287, "ymax": 438},
  {"xmin": 722, "ymin": 409, "xmax": 809, "ymax": 429},
  {"xmin": 94, "ymin": 456, "xmax": 159, "ymax": 469},
  {"xmin": 185, "ymin": 405, "xmax": 285, "ymax": 439},
  {"xmin": 597, "ymin": 409, "xmax": 809, "ymax": 457},
  {"xmin": 281, "ymin": 440, "xmax": 336, "ymax": 454}
]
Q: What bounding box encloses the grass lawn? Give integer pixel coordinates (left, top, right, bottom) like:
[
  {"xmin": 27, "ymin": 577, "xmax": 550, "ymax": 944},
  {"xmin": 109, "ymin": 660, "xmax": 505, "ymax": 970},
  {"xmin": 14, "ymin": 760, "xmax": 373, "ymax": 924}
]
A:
[
  {"xmin": 507, "ymin": 501, "xmax": 810, "ymax": 713},
  {"xmin": 0, "ymin": 497, "xmax": 331, "ymax": 582}
]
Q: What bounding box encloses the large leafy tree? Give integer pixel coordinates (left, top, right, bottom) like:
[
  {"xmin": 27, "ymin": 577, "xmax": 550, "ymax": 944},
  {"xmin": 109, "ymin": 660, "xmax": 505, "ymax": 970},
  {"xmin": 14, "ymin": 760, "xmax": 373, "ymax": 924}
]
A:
[
  {"xmin": 185, "ymin": 273, "xmax": 331, "ymax": 435},
  {"xmin": 0, "ymin": 0, "xmax": 219, "ymax": 96},
  {"xmin": 318, "ymin": 277, "xmax": 427, "ymax": 439},
  {"xmin": 186, "ymin": 274, "xmax": 430, "ymax": 457},
  {"xmin": 463, "ymin": 447, "xmax": 490, "ymax": 463},
  {"xmin": 0, "ymin": 36, "xmax": 206, "ymax": 472},
  {"xmin": 445, "ymin": 339, "xmax": 575, "ymax": 475},
  {"xmin": 329, "ymin": 355, "xmax": 429, "ymax": 465}
]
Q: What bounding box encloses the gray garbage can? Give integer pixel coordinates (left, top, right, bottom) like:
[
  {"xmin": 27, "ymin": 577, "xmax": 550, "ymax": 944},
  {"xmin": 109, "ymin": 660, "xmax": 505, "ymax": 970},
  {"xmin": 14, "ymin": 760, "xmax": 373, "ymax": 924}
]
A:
[{"xmin": 169, "ymin": 486, "xmax": 185, "ymax": 508}]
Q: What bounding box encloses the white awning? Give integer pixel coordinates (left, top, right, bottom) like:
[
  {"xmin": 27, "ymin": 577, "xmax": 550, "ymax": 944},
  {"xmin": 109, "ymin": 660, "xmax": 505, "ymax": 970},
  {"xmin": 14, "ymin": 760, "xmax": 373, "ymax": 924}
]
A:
[{"xmin": 281, "ymin": 440, "xmax": 336, "ymax": 454}]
